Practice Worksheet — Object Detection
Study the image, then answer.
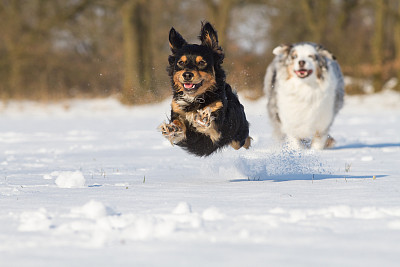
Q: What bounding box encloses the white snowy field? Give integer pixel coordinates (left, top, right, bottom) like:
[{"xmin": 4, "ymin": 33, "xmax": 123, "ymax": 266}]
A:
[{"xmin": 0, "ymin": 90, "xmax": 400, "ymax": 267}]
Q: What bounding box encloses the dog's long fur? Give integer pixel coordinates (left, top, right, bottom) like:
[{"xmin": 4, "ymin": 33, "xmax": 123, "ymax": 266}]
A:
[
  {"xmin": 160, "ymin": 22, "xmax": 251, "ymax": 156},
  {"xmin": 264, "ymin": 42, "xmax": 344, "ymax": 149}
]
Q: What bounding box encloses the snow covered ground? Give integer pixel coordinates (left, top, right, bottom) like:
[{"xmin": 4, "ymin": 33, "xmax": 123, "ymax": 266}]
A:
[{"xmin": 0, "ymin": 91, "xmax": 400, "ymax": 266}]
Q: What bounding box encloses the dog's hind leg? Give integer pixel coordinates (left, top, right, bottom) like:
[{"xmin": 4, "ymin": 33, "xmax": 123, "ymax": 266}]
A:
[
  {"xmin": 324, "ymin": 135, "xmax": 336, "ymax": 149},
  {"xmin": 230, "ymin": 140, "xmax": 241, "ymax": 150},
  {"xmin": 311, "ymin": 131, "xmax": 335, "ymax": 149},
  {"xmin": 230, "ymin": 136, "xmax": 252, "ymax": 150},
  {"xmin": 242, "ymin": 136, "xmax": 252, "ymax": 149}
]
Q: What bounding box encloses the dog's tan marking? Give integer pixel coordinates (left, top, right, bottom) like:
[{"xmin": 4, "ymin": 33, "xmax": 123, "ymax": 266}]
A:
[
  {"xmin": 179, "ymin": 55, "xmax": 187, "ymax": 63},
  {"xmin": 191, "ymin": 102, "xmax": 223, "ymax": 143},
  {"xmin": 172, "ymin": 119, "xmax": 186, "ymax": 131},
  {"xmin": 286, "ymin": 64, "xmax": 293, "ymax": 80},
  {"xmin": 178, "ymin": 55, "xmax": 187, "ymax": 64},
  {"xmin": 324, "ymin": 135, "xmax": 336, "ymax": 148},
  {"xmin": 171, "ymin": 100, "xmax": 185, "ymax": 115},
  {"xmin": 196, "ymin": 121, "xmax": 221, "ymax": 143},
  {"xmin": 173, "ymin": 70, "xmax": 185, "ymax": 92},
  {"xmin": 203, "ymin": 33, "xmax": 213, "ymax": 48},
  {"xmin": 196, "ymin": 56, "xmax": 205, "ymax": 63},
  {"xmin": 206, "ymin": 101, "xmax": 223, "ymax": 112},
  {"xmin": 193, "ymin": 71, "xmax": 216, "ymax": 96},
  {"xmin": 243, "ymin": 136, "xmax": 252, "ymax": 149},
  {"xmin": 230, "ymin": 140, "xmax": 241, "ymax": 150},
  {"xmin": 187, "ymin": 107, "xmax": 222, "ymax": 143},
  {"xmin": 312, "ymin": 131, "xmax": 335, "ymax": 149},
  {"xmin": 175, "ymin": 69, "xmax": 216, "ymax": 97},
  {"xmin": 285, "ymin": 50, "xmax": 298, "ymax": 80},
  {"xmin": 230, "ymin": 136, "xmax": 252, "ymax": 150},
  {"xmin": 184, "ymin": 111, "xmax": 196, "ymax": 126}
]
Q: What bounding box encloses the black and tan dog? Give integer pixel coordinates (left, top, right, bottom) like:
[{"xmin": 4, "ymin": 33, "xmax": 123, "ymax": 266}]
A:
[{"xmin": 159, "ymin": 22, "xmax": 251, "ymax": 157}]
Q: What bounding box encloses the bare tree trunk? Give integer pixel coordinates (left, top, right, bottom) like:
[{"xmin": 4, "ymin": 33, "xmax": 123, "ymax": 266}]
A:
[
  {"xmin": 0, "ymin": 0, "xmax": 94, "ymax": 99},
  {"xmin": 395, "ymin": 0, "xmax": 400, "ymax": 91},
  {"xmin": 334, "ymin": 0, "xmax": 358, "ymax": 39},
  {"xmin": 134, "ymin": 0, "xmax": 154, "ymax": 93},
  {"xmin": 372, "ymin": 0, "xmax": 385, "ymax": 92},
  {"xmin": 205, "ymin": 0, "xmax": 235, "ymax": 47},
  {"xmin": 8, "ymin": 48, "xmax": 23, "ymax": 97},
  {"xmin": 121, "ymin": 1, "xmax": 138, "ymax": 103},
  {"xmin": 300, "ymin": 0, "xmax": 331, "ymax": 43},
  {"xmin": 2, "ymin": 1, "xmax": 23, "ymax": 97},
  {"xmin": 121, "ymin": 0, "xmax": 155, "ymax": 104}
]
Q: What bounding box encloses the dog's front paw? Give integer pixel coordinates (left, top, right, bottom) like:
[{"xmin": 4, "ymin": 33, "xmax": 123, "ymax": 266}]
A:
[
  {"xmin": 193, "ymin": 108, "xmax": 213, "ymax": 128},
  {"xmin": 159, "ymin": 120, "xmax": 185, "ymax": 145}
]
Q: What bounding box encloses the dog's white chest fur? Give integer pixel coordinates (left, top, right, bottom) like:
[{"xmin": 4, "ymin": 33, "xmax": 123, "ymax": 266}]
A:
[{"xmin": 276, "ymin": 75, "xmax": 335, "ymax": 138}]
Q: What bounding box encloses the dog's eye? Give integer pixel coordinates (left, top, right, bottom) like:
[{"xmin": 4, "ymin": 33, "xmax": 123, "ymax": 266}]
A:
[
  {"xmin": 291, "ymin": 54, "xmax": 297, "ymax": 60},
  {"xmin": 309, "ymin": 55, "xmax": 317, "ymax": 60},
  {"xmin": 198, "ymin": 60, "xmax": 207, "ymax": 67},
  {"xmin": 177, "ymin": 60, "xmax": 185, "ymax": 67}
]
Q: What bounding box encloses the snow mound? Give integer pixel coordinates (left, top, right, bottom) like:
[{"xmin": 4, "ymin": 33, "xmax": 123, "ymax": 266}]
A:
[
  {"xmin": 172, "ymin": 202, "xmax": 192, "ymax": 214},
  {"xmin": 123, "ymin": 216, "xmax": 176, "ymax": 241},
  {"xmin": 70, "ymin": 200, "xmax": 116, "ymax": 219},
  {"xmin": 54, "ymin": 171, "xmax": 86, "ymax": 188},
  {"xmin": 17, "ymin": 204, "xmax": 400, "ymax": 248},
  {"xmin": 202, "ymin": 207, "xmax": 225, "ymax": 221},
  {"xmin": 18, "ymin": 208, "xmax": 52, "ymax": 232}
]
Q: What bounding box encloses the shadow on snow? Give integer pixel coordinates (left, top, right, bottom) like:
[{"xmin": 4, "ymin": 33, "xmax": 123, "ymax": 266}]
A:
[
  {"xmin": 333, "ymin": 142, "xmax": 400, "ymax": 150},
  {"xmin": 230, "ymin": 174, "xmax": 388, "ymax": 182}
]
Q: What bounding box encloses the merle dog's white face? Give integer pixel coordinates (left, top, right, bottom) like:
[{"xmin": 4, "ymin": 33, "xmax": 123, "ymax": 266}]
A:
[
  {"xmin": 288, "ymin": 44, "xmax": 318, "ymax": 79},
  {"xmin": 273, "ymin": 43, "xmax": 330, "ymax": 80}
]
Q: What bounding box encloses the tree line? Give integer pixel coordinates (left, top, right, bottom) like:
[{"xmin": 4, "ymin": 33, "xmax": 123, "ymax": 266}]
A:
[{"xmin": 1, "ymin": 0, "xmax": 399, "ymax": 104}]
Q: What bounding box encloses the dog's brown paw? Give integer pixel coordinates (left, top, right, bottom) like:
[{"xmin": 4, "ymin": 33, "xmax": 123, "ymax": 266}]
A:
[
  {"xmin": 243, "ymin": 136, "xmax": 252, "ymax": 149},
  {"xmin": 159, "ymin": 120, "xmax": 185, "ymax": 145},
  {"xmin": 193, "ymin": 108, "xmax": 213, "ymax": 128},
  {"xmin": 324, "ymin": 135, "xmax": 336, "ymax": 149},
  {"xmin": 230, "ymin": 136, "xmax": 252, "ymax": 150}
]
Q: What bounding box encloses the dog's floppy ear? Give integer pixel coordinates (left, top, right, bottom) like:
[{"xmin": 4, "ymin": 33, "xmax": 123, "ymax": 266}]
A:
[
  {"xmin": 169, "ymin": 27, "xmax": 187, "ymax": 54},
  {"xmin": 316, "ymin": 45, "xmax": 336, "ymax": 60},
  {"xmin": 272, "ymin": 44, "xmax": 292, "ymax": 56},
  {"xmin": 316, "ymin": 45, "xmax": 335, "ymax": 70},
  {"xmin": 199, "ymin": 21, "xmax": 222, "ymax": 54}
]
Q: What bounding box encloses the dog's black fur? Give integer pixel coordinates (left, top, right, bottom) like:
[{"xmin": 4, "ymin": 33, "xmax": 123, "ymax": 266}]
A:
[{"xmin": 159, "ymin": 22, "xmax": 251, "ymax": 157}]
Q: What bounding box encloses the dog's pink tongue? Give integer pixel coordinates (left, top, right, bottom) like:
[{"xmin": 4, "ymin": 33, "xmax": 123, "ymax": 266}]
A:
[{"xmin": 184, "ymin": 83, "xmax": 194, "ymax": 89}]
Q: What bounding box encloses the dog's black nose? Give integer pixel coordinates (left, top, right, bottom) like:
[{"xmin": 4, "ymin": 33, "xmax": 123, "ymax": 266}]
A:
[
  {"xmin": 298, "ymin": 60, "xmax": 305, "ymax": 67},
  {"xmin": 182, "ymin": 72, "xmax": 194, "ymax": 81}
]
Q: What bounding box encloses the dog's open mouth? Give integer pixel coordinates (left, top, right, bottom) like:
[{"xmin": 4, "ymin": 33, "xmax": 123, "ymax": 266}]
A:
[
  {"xmin": 182, "ymin": 81, "xmax": 203, "ymax": 93},
  {"xmin": 295, "ymin": 69, "xmax": 313, "ymax": 78}
]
